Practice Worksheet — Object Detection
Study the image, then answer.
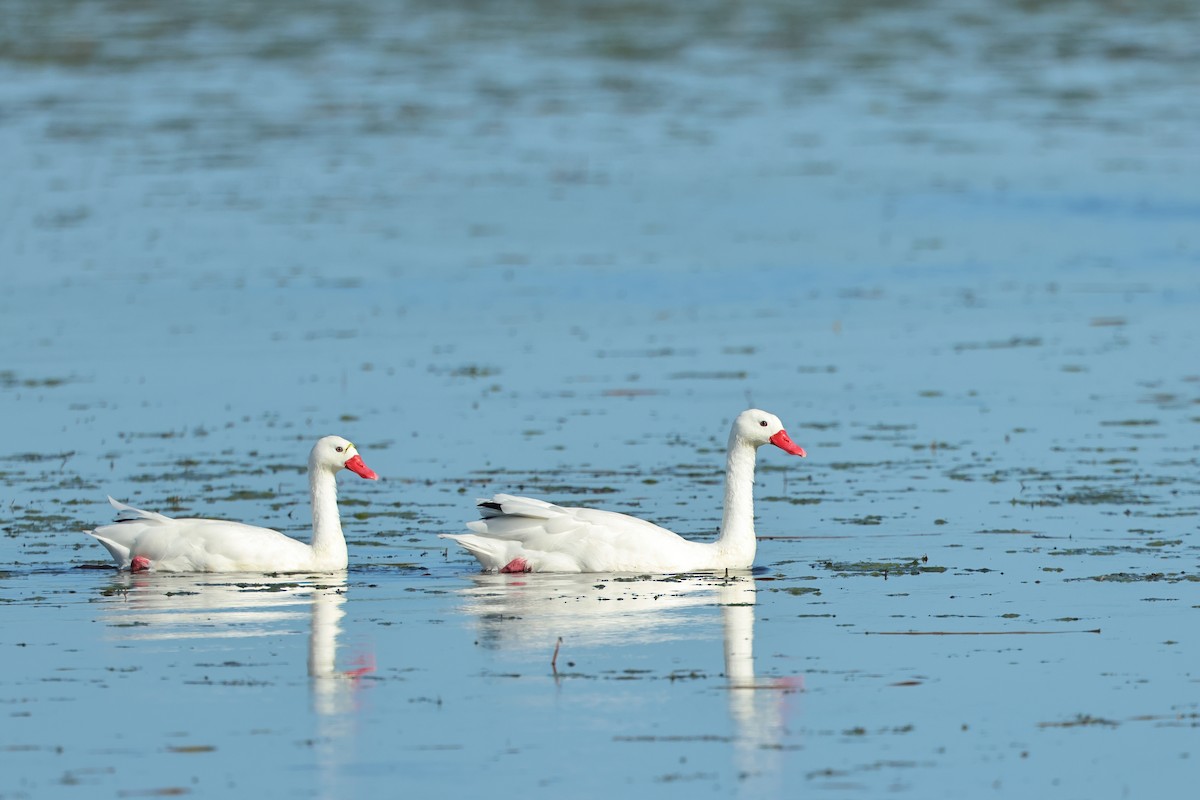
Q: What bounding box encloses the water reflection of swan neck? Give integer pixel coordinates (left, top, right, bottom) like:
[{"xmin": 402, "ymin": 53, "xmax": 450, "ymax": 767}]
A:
[
  {"xmin": 717, "ymin": 578, "xmax": 790, "ymax": 797},
  {"xmin": 308, "ymin": 586, "xmax": 347, "ymax": 679},
  {"xmin": 309, "ymin": 584, "xmax": 358, "ymax": 718},
  {"xmin": 718, "ymin": 579, "xmax": 757, "ymax": 687}
]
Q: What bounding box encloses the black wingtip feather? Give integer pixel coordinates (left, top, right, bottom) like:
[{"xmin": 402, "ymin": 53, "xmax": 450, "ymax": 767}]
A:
[{"xmin": 478, "ymin": 501, "xmax": 503, "ymax": 513}]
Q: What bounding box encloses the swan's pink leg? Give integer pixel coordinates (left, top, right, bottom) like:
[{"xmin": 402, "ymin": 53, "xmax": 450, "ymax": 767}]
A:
[
  {"xmin": 345, "ymin": 652, "xmax": 376, "ymax": 679},
  {"xmin": 130, "ymin": 556, "xmax": 151, "ymax": 573},
  {"xmin": 500, "ymin": 557, "xmax": 531, "ymax": 574}
]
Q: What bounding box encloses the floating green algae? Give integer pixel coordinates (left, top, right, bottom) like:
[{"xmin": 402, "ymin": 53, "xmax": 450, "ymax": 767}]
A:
[
  {"xmin": 820, "ymin": 559, "xmax": 947, "ymax": 578},
  {"xmin": 1068, "ymin": 572, "xmax": 1200, "ymax": 583},
  {"xmin": 775, "ymin": 586, "xmax": 822, "ymax": 596}
]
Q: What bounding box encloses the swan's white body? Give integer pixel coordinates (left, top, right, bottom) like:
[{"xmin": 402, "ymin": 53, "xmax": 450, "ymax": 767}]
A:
[
  {"xmin": 86, "ymin": 436, "xmax": 378, "ymax": 573},
  {"xmin": 441, "ymin": 410, "xmax": 805, "ymax": 573}
]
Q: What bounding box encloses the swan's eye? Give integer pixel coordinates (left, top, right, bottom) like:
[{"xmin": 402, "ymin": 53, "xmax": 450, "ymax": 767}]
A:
[
  {"xmin": 759, "ymin": 420, "xmax": 768, "ymax": 427},
  {"xmin": 335, "ymin": 446, "xmax": 344, "ymax": 453}
]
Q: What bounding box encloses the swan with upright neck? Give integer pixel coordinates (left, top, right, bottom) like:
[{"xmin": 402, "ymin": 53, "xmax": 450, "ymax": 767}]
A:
[
  {"xmin": 440, "ymin": 409, "xmax": 805, "ymax": 573},
  {"xmin": 86, "ymin": 436, "xmax": 378, "ymax": 573}
]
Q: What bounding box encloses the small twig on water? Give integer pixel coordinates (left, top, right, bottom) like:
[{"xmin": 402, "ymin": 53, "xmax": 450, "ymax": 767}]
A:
[{"xmin": 551, "ymin": 636, "xmax": 563, "ymax": 675}]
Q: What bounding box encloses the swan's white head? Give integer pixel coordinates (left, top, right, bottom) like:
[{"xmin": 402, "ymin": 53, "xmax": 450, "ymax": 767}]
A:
[
  {"xmin": 731, "ymin": 409, "xmax": 806, "ymax": 457},
  {"xmin": 311, "ymin": 435, "xmax": 379, "ymax": 480}
]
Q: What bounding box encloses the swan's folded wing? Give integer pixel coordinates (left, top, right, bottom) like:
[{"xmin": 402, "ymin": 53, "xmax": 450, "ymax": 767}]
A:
[
  {"xmin": 477, "ymin": 494, "xmax": 566, "ymax": 520},
  {"xmin": 108, "ymin": 496, "xmax": 175, "ymax": 524},
  {"xmin": 437, "ymin": 496, "xmax": 577, "ymax": 569},
  {"xmin": 467, "ymin": 495, "xmax": 674, "ymax": 544},
  {"xmin": 465, "ymin": 507, "xmax": 589, "ymax": 540}
]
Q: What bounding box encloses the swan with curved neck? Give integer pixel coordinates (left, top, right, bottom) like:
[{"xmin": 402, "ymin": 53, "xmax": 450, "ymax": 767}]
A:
[
  {"xmin": 86, "ymin": 436, "xmax": 378, "ymax": 573},
  {"xmin": 440, "ymin": 409, "xmax": 805, "ymax": 573}
]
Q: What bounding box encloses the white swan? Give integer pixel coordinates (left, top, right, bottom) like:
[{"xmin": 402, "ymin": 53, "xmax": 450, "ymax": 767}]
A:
[
  {"xmin": 441, "ymin": 409, "xmax": 805, "ymax": 573},
  {"xmin": 86, "ymin": 436, "xmax": 378, "ymax": 573}
]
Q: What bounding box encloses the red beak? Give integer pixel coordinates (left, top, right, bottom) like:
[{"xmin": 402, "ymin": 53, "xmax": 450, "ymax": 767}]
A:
[
  {"xmin": 344, "ymin": 454, "xmax": 379, "ymax": 480},
  {"xmin": 769, "ymin": 429, "xmax": 807, "ymax": 457}
]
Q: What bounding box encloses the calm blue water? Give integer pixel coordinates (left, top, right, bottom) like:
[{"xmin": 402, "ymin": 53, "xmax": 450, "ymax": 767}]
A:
[{"xmin": 2, "ymin": 1, "xmax": 1198, "ymax": 797}]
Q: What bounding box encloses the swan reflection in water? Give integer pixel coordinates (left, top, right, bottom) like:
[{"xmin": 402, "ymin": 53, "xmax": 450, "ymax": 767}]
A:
[
  {"xmin": 454, "ymin": 572, "xmax": 797, "ymax": 787},
  {"xmin": 96, "ymin": 572, "xmax": 371, "ymax": 716}
]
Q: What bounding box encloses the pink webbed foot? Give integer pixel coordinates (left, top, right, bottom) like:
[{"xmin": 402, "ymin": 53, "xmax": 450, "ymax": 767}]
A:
[
  {"xmin": 500, "ymin": 557, "xmax": 531, "ymax": 574},
  {"xmin": 130, "ymin": 556, "xmax": 151, "ymax": 573},
  {"xmin": 344, "ymin": 652, "xmax": 376, "ymax": 679}
]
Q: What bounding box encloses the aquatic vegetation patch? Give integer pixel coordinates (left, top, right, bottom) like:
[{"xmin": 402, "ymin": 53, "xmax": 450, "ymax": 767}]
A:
[
  {"xmin": 128, "ymin": 467, "xmax": 264, "ymax": 484},
  {"xmin": 1013, "ymin": 485, "xmax": 1153, "ymax": 507},
  {"xmin": 520, "ymin": 484, "xmax": 619, "ymax": 495},
  {"xmin": 977, "ymin": 528, "xmax": 1040, "ymax": 535},
  {"xmin": 230, "ymin": 581, "xmax": 305, "ymax": 591},
  {"xmin": 818, "ymin": 558, "xmax": 946, "ymax": 577},
  {"xmin": 616, "ymin": 734, "xmax": 733, "ymax": 743},
  {"xmin": 602, "ymin": 388, "xmax": 662, "ymax": 397},
  {"xmin": 118, "ymin": 430, "xmax": 186, "ymax": 440},
  {"xmin": 910, "ymin": 441, "xmax": 959, "ymax": 451},
  {"xmin": 1048, "ymin": 543, "xmax": 1183, "ymax": 557},
  {"xmin": 0, "ymin": 371, "xmax": 76, "ymax": 389},
  {"xmin": 762, "ymin": 495, "xmax": 823, "ymax": 505},
  {"xmin": 833, "ymin": 514, "xmax": 883, "ymax": 525},
  {"xmin": 221, "ymin": 489, "xmax": 276, "ymax": 501},
  {"xmin": 1038, "ymin": 714, "xmax": 1119, "ymax": 728},
  {"xmin": 449, "ymin": 365, "xmax": 500, "ymax": 378},
  {"xmin": 351, "ymin": 509, "xmax": 418, "ymax": 520},
  {"xmin": 0, "ymin": 450, "xmax": 77, "ymax": 463},
  {"xmin": 866, "ymin": 628, "xmax": 1101, "ymax": 636},
  {"xmin": 184, "ymin": 678, "xmax": 274, "ymax": 687},
  {"xmin": 668, "ymin": 371, "xmax": 747, "ymax": 380},
  {"xmin": 1062, "ymin": 487, "xmax": 1153, "ymax": 505},
  {"xmin": 952, "ymin": 335, "xmax": 1042, "ymax": 353},
  {"xmin": 827, "ymin": 460, "xmax": 905, "ymax": 471},
  {"xmin": 1067, "ymin": 572, "xmax": 1200, "ymax": 583}
]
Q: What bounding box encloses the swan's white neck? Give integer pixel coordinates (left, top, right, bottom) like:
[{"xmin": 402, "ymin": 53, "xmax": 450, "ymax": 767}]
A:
[
  {"xmin": 715, "ymin": 431, "xmax": 759, "ymax": 563},
  {"xmin": 309, "ymin": 462, "xmax": 348, "ymax": 568}
]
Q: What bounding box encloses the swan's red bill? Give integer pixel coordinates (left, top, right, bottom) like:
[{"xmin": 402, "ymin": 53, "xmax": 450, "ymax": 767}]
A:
[
  {"xmin": 130, "ymin": 555, "xmax": 151, "ymax": 572},
  {"xmin": 344, "ymin": 454, "xmax": 379, "ymax": 480},
  {"xmin": 769, "ymin": 429, "xmax": 806, "ymax": 457}
]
